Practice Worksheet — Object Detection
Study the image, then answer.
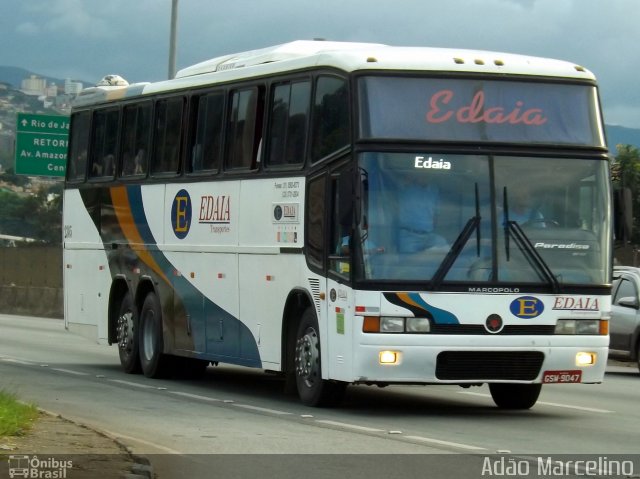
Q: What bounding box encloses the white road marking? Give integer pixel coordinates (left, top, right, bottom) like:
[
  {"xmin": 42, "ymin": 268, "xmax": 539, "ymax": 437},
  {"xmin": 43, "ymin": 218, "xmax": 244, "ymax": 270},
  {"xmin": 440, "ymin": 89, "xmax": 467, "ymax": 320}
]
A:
[
  {"xmin": 458, "ymin": 391, "xmax": 614, "ymax": 413},
  {"xmin": 1, "ymin": 358, "xmax": 34, "ymax": 365},
  {"xmin": 108, "ymin": 379, "xmax": 157, "ymax": 389},
  {"xmin": 535, "ymin": 401, "xmax": 613, "ymax": 413},
  {"xmin": 232, "ymin": 404, "xmax": 292, "ymax": 415},
  {"xmin": 50, "ymin": 368, "xmax": 89, "ymax": 376},
  {"xmin": 169, "ymin": 391, "xmax": 221, "ymax": 402},
  {"xmin": 315, "ymin": 420, "xmax": 384, "ymax": 433},
  {"xmin": 403, "ymin": 435, "xmax": 487, "ymax": 451}
]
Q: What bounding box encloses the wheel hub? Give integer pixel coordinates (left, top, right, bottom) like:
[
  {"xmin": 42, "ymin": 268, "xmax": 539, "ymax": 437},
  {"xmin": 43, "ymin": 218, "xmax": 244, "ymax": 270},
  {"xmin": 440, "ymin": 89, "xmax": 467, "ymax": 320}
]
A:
[
  {"xmin": 117, "ymin": 311, "xmax": 133, "ymax": 350},
  {"xmin": 295, "ymin": 328, "xmax": 319, "ymax": 385}
]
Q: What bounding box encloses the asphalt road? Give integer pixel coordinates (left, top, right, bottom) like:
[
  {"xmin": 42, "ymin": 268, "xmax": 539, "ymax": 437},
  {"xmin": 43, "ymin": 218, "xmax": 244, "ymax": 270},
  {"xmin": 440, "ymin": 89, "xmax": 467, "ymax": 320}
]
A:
[{"xmin": 1, "ymin": 314, "xmax": 638, "ymax": 478}]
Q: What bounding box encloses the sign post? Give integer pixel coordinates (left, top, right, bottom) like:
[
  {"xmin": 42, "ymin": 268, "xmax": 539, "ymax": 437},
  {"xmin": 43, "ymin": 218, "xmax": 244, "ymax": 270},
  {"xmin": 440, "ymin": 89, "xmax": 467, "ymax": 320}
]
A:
[{"xmin": 15, "ymin": 113, "xmax": 70, "ymax": 177}]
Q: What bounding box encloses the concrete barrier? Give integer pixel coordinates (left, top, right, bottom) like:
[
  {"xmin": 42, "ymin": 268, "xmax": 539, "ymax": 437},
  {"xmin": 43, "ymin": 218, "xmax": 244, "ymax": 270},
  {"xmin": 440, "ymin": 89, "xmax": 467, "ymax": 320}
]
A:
[
  {"xmin": 0, "ymin": 246, "xmax": 63, "ymax": 318},
  {"xmin": 0, "ymin": 285, "xmax": 63, "ymax": 318}
]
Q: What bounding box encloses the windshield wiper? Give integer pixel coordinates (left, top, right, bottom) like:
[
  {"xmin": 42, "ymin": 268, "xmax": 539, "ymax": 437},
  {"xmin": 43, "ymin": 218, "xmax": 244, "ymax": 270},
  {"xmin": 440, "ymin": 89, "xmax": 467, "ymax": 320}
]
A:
[
  {"xmin": 432, "ymin": 183, "xmax": 481, "ymax": 289},
  {"xmin": 503, "ymin": 187, "xmax": 560, "ymax": 293}
]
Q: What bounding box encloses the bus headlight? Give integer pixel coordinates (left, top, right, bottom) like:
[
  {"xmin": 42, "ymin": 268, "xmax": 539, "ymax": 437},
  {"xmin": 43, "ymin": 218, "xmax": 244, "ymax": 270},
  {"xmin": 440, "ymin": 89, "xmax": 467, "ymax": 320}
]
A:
[
  {"xmin": 406, "ymin": 317, "xmax": 431, "ymax": 333},
  {"xmin": 365, "ymin": 317, "xmax": 431, "ymax": 333},
  {"xmin": 555, "ymin": 319, "xmax": 602, "ymax": 335},
  {"xmin": 380, "ymin": 317, "xmax": 404, "ymax": 333}
]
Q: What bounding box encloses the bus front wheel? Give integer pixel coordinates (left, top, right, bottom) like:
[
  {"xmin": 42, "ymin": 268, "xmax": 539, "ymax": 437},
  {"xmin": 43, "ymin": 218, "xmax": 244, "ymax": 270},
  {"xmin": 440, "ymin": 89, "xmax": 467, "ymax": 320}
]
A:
[
  {"xmin": 139, "ymin": 292, "xmax": 174, "ymax": 378},
  {"xmin": 489, "ymin": 383, "xmax": 542, "ymax": 409},
  {"xmin": 294, "ymin": 308, "xmax": 346, "ymax": 407},
  {"xmin": 116, "ymin": 292, "xmax": 141, "ymax": 374}
]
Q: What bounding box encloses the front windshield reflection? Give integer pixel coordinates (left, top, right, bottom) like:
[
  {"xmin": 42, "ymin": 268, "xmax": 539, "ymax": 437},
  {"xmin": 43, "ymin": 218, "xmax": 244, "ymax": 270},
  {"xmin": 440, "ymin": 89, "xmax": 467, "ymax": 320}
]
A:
[{"xmin": 356, "ymin": 152, "xmax": 610, "ymax": 286}]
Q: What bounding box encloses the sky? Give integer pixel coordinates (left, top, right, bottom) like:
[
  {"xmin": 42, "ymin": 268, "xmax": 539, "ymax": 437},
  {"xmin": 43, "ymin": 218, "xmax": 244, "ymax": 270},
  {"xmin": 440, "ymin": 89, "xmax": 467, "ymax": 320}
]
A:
[{"xmin": 1, "ymin": 0, "xmax": 639, "ymax": 128}]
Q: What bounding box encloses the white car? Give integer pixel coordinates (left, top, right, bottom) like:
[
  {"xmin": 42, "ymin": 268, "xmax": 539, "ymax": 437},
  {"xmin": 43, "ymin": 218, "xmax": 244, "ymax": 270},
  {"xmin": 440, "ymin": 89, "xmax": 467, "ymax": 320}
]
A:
[{"xmin": 610, "ymin": 266, "xmax": 640, "ymax": 372}]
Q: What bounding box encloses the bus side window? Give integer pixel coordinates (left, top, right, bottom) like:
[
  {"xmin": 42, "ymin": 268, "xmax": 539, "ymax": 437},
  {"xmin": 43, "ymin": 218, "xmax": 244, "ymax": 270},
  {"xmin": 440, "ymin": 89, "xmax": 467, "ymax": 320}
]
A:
[
  {"xmin": 152, "ymin": 97, "xmax": 184, "ymax": 175},
  {"xmin": 121, "ymin": 102, "xmax": 150, "ymax": 177},
  {"xmin": 311, "ymin": 76, "xmax": 349, "ymax": 163},
  {"xmin": 188, "ymin": 92, "xmax": 224, "ymax": 174},
  {"xmin": 67, "ymin": 111, "xmax": 91, "ymax": 182},
  {"xmin": 267, "ymin": 80, "xmax": 310, "ymax": 167},
  {"xmin": 226, "ymin": 86, "xmax": 264, "ymax": 171},
  {"xmin": 89, "ymin": 108, "xmax": 119, "ymax": 179}
]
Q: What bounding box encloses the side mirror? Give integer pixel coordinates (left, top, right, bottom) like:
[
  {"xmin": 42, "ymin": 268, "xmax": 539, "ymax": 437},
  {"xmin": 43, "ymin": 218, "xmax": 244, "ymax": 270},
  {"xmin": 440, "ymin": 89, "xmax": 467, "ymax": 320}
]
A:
[{"xmin": 617, "ymin": 296, "xmax": 640, "ymax": 309}]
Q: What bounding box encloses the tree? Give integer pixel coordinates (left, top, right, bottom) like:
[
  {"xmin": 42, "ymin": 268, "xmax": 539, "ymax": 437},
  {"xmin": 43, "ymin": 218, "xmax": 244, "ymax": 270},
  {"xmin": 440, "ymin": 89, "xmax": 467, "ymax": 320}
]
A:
[{"xmin": 0, "ymin": 183, "xmax": 62, "ymax": 244}]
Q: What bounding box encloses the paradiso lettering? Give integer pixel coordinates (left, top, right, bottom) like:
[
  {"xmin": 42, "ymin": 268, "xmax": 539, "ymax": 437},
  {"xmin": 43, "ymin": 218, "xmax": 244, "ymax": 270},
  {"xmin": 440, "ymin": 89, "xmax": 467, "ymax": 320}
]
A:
[{"xmin": 426, "ymin": 89, "xmax": 548, "ymax": 126}]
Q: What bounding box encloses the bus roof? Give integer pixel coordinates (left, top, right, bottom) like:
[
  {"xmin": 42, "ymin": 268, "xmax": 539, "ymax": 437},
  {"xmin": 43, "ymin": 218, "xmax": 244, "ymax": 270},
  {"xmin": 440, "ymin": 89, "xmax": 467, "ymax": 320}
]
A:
[{"xmin": 73, "ymin": 40, "xmax": 596, "ymax": 107}]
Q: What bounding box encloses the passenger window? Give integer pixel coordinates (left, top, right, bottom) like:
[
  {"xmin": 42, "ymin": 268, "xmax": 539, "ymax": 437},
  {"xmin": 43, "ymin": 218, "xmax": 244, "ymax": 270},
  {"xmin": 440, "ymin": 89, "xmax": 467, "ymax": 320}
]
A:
[
  {"xmin": 188, "ymin": 92, "xmax": 224, "ymax": 173},
  {"xmin": 89, "ymin": 108, "xmax": 119, "ymax": 179},
  {"xmin": 226, "ymin": 87, "xmax": 263, "ymax": 171},
  {"xmin": 121, "ymin": 102, "xmax": 151, "ymax": 177},
  {"xmin": 67, "ymin": 111, "xmax": 91, "ymax": 182},
  {"xmin": 152, "ymin": 97, "xmax": 184, "ymax": 175},
  {"xmin": 267, "ymin": 80, "xmax": 310, "ymax": 167},
  {"xmin": 311, "ymin": 76, "xmax": 349, "ymax": 162}
]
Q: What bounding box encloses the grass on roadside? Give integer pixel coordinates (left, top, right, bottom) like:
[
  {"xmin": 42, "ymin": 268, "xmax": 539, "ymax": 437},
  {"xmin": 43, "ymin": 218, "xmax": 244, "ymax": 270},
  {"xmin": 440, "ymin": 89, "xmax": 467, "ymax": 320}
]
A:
[{"xmin": 0, "ymin": 390, "xmax": 39, "ymax": 437}]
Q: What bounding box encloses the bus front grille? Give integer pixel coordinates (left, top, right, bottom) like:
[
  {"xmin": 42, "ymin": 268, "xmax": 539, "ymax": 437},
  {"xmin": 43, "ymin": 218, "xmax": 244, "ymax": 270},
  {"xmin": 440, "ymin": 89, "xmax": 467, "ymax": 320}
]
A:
[
  {"xmin": 430, "ymin": 325, "xmax": 556, "ymax": 335},
  {"xmin": 435, "ymin": 351, "xmax": 544, "ymax": 381}
]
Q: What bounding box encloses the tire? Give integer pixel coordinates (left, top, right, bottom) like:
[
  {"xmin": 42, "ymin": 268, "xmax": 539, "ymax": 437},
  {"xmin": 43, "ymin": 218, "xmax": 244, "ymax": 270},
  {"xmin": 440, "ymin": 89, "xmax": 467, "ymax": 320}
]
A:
[
  {"xmin": 294, "ymin": 308, "xmax": 346, "ymax": 407},
  {"xmin": 116, "ymin": 292, "xmax": 141, "ymax": 374},
  {"xmin": 138, "ymin": 292, "xmax": 174, "ymax": 378},
  {"xmin": 489, "ymin": 383, "xmax": 542, "ymax": 409}
]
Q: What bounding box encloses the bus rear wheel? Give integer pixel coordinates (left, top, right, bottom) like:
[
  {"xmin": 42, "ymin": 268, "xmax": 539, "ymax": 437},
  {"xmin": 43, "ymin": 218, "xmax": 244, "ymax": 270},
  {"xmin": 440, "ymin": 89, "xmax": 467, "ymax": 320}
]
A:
[
  {"xmin": 489, "ymin": 383, "xmax": 541, "ymax": 409},
  {"xmin": 116, "ymin": 292, "xmax": 141, "ymax": 374},
  {"xmin": 139, "ymin": 292, "xmax": 174, "ymax": 379},
  {"xmin": 294, "ymin": 308, "xmax": 346, "ymax": 407}
]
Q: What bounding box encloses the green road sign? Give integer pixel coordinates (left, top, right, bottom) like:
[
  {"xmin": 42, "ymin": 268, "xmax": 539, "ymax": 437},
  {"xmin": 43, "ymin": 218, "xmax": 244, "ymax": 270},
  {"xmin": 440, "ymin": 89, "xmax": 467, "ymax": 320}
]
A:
[{"xmin": 15, "ymin": 113, "xmax": 70, "ymax": 177}]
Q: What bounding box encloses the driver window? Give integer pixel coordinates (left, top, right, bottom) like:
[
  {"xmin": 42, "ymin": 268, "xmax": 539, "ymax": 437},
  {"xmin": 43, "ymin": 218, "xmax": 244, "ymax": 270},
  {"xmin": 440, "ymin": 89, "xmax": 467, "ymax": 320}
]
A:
[{"xmin": 329, "ymin": 166, "xmax": 353, "ymax": 278}]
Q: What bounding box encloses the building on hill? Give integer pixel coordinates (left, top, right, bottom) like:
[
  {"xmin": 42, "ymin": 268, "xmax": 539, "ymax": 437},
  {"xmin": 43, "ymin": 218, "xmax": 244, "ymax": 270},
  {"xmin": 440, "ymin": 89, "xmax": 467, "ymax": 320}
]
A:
[{"xmin": 21, "ymin": 75, "xmax": 46, "ymax": 96}]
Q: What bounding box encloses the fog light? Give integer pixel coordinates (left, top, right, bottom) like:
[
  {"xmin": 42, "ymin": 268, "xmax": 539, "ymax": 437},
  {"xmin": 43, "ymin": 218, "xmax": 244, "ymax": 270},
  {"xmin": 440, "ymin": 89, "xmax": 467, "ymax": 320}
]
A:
[
  {"xmin": 379, "ymin": 351, "xmax": 399, "ymax": 364},
  {"xmin": 576, "ymin": 352, "xmax": 596, "ymax": 366}
]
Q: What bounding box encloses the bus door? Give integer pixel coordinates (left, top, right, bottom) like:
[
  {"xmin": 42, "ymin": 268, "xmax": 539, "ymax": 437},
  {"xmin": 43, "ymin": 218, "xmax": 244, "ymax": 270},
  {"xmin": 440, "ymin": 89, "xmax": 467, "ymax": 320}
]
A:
[{"xmin": 325, "ymin": 164, "xmax": 355, "ymax": 382}]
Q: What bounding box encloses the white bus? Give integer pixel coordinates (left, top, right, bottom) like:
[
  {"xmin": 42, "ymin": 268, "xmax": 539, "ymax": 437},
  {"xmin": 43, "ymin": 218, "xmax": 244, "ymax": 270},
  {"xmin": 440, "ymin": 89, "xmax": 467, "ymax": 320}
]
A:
[{"xmin": 63, "ymin": 40, "xmax": 611, "ymax": 409}]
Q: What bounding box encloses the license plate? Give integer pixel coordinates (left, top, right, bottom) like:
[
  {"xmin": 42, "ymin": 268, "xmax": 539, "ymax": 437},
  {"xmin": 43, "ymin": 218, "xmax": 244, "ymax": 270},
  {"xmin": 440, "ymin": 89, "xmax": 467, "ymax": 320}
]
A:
[{"xmin": 542, "ymin": 370, "xmax": 582, "ymax": 384}]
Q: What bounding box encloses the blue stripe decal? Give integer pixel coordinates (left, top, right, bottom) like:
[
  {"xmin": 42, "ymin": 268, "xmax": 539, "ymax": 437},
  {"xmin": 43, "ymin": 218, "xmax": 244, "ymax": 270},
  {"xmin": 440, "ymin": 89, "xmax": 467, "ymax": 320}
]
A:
[
  {"xmin": 407, "ymin": 292, "xmax": 460, "ymax": 324},
  {"xmin": 126, "ymin": 185, "xmax": 261, "ymax": 367}
]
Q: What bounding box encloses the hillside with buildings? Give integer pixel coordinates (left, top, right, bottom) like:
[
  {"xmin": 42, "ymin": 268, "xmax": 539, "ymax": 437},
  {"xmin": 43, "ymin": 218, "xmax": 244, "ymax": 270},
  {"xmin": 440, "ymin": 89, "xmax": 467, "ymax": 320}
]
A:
[
  {"xmin": 0, "ymin": 67, "xmax": 83, "ymax": 173},
  {"xmin": 0, "ymin": 68, "xmax": 78, "ymax": 244}
]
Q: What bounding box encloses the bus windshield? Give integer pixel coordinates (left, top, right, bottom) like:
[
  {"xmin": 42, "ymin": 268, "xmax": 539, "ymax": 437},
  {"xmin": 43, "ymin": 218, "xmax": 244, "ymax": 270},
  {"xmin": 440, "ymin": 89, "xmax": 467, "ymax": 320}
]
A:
[{"xmin": 356, "ymin": 152, "xmax": 611, "ymax": 287}]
